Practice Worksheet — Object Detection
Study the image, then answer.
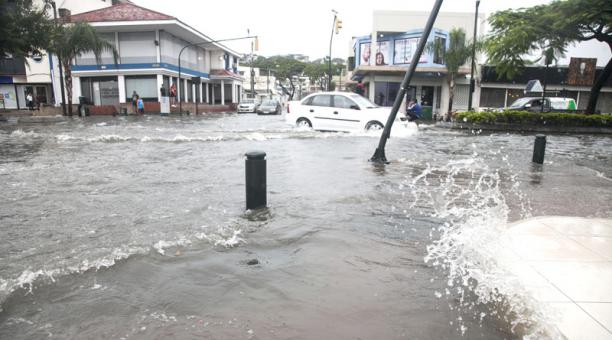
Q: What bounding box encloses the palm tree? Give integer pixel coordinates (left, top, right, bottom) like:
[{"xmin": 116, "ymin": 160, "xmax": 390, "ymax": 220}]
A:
[
  {"xmin": 427, "ymin": 28, "xmax": 475, "ymax": 119},
  {"xmin": 49, "ymin": 23, "xmax": 117, "ymax": 116}
]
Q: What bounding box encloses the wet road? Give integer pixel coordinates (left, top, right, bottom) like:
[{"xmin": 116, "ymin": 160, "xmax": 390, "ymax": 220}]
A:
[{"xmin": 1, "ymin": 113, "xmax": 611, "ymax": 339}]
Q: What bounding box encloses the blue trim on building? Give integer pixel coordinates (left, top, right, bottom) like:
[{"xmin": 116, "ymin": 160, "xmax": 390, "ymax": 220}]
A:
[
  {"xmin": 353, "ymin": 28, "xmax": 450, "ymax": 69},
  {"xmin": 0, "ymin": 76, "xmax": 13, "ymax": 84},
  {"xmin": 71, "ymin": 63, "xmax": 211, "ymax": 79}
]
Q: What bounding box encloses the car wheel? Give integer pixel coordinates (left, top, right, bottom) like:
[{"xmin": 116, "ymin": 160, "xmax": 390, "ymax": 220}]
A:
[
  {"xmin": 365, "ymin": 121, "xmax": 384, "ymax": 131},
  {"xmin": 296, "ymin": 118, "xmax": 312, "ymax": 128}
]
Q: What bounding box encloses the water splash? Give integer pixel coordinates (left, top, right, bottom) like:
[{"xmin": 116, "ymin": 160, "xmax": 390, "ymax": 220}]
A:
[{"xmin": 397, "ymin": 157, "xmax": 557, "ymax": 338}]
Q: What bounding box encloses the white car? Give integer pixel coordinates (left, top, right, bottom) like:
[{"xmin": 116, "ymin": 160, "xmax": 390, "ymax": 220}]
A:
[
  {"xmin": 286, "ymin": 92, "xmax": 405, "ymax": 132},
  {"xmin": 238, "ymin": 99, "xmax": 258, "ymax": 113}
]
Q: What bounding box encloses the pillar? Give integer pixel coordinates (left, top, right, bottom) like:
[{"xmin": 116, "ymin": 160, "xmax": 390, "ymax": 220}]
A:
[
  {"xmin": 211, "ymin": 83, "xmax": 215, "ymax": 104},
  {"xmin": 118, "ymin": 75, "xmax": 126, "ymax": 103},
  {"xmin": 205, "ymin": 82, "xmax": 210, "ymax": 104},
  {"xmin": 156, "ymin": 74, "xmax": 163, "ymax": 102},
  {"xmin": 221, "ymin": 80, "xmax": 225, "ymax": 105}
]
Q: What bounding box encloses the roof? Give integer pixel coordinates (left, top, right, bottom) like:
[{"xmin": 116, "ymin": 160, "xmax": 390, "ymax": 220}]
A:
[
  {"xmin": 210, "ymin": 69, "xmax": 244, "ymax": 81},
  {"xmin": 69, "ymin": 3, "xmax": 175, "ymax": 23}
]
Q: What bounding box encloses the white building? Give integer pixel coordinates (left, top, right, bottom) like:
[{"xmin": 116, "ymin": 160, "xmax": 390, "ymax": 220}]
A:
[
  {"xmin": 349, "ymin": 10, "xmax": 612, "ymax": 118},
  {"xmin": 1, "ymin": 0, "xmax": 244, "ymax": 113},
  {"xmin": 238, "ymin": 66, "xmax": 279, "ymax": 101}
]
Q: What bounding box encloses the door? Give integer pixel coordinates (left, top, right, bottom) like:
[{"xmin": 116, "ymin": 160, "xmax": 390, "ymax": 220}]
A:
[
  {"xmin": 332, "ymin": 95, "xmax": 362, "ymax": 131},
  {"xmin": 305, "ymin": 94, "xmax": 335, "ymax": 130}
]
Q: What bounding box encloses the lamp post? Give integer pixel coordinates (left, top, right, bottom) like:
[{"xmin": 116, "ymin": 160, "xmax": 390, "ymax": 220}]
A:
[
  {"xmin": 328, "ymin": 10, "xmax": 338, "ymax": 91},
  {"xmin": 178, "ymin": 35, "xmax": 257, "ymax": 114},
  {"xmin": 467, "ymin": 0, "xmax": 480, "ymax": 111},
  {"xmin": 370, "ymin": 0, "xmax": 444, "ymax": 163},
  {"xmin": 44, "ymin": 0, "xmax": 67, "ymax": 115}
]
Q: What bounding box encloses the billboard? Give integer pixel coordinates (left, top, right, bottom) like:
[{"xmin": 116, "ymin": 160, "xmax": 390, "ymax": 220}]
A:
[
  {"xmin": 375, "ymin": 41, "xmax": 391, "ymax": 66},
  {"xmin": 394, "ymin": 38, "xmax": 428, "ymax": 64},
  {"xmin": 360, "ymin": 42, "xmax": 371, "ymax": 66}
]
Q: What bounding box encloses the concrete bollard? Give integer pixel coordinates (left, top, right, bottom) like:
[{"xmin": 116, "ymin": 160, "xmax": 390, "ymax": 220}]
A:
[
  {"xmin": 245, "ymin": 151, "xmax": 267, "ymax": 210},
  {"xmin": 532, "ymin": 135, "xmax": 546, "ymax": 164}
]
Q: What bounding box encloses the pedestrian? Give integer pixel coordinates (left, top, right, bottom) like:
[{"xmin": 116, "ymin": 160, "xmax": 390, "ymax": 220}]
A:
[
  {"xmin": 26, "ymin": 92, "xmax": 34, "ymax": 110},
  {"xmin": 170, "ymin": 83, "xmax": 177, "ymax": 107},
  {"xmin": 137, "ymin": 97, "xmax": 144, "ymax": 114},
  {"xmin": 406, "ymin": 99, "xmax": 422, "ymax": 122},
  {"xmin": 131, "ymin": 91, "xmax": 139, "ymax": 113}
]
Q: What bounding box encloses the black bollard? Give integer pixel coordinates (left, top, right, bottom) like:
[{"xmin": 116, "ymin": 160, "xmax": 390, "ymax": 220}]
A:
[
  {"xmin": 245, "ymin": 151, "xmax": 267, "ymax": 210},
  {"xmin": 532, "ymin": 135, "xmax": 546, "ymax": 164}
]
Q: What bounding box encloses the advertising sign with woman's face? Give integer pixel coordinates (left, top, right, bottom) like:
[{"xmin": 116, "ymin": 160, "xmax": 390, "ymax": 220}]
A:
[
  {"xmin": 375, "ymin": 41, "xmax": 390, "ymax": 66},
  {"xmin": 360, "ymin": 43, "xmax": 371, "ymax": 65}
]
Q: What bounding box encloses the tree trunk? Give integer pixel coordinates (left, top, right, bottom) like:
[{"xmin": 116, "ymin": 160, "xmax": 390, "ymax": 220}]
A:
[
  {"xmin": 63, "ymin": 60, "xmax": 73, "ymax": 116},
  {"xmin": 447, "ymin": 75, "xmax": 455, "ymax": 121},
  {"xmin": 586, "ymin": 55, "xmax": 612, "ymax": 114}
]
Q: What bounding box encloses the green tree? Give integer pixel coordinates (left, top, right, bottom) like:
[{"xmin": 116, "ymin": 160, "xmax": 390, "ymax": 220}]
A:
[
  {"xmin": 486, "ymin": 0, "xmax": 612, "ymax": 114},
  {"xmin": 427, "ymin": 28, "xmax": 475, "ymax": 115},
  {"xmin": 49, "ymin": 23, "xmax": 117, "ymax": 116},
  {"xmin": 0, "ymin": 0, "xmax": 54, "ymax": 58}
]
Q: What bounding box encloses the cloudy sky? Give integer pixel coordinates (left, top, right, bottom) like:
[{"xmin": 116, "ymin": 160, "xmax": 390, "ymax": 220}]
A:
[{"xmin": 134, "ymin": 0, "xmax": 609, "ymax": 64}]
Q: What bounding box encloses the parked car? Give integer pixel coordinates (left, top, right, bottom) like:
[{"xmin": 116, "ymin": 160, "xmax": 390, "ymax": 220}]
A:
[
  {"xmin": 506, "ymin": 97, "xmax": 577, "ymax": 113},
  {"xmin": 238, "ymin": 99, "xmax": 258, "ymax": 113},
  {"xmin": 285, "ymin": 92, "xmax": 405, "ymax": 132},
  {"xmin": 257, "ymin": 99, "xmax": 282, "ymax": 115}
]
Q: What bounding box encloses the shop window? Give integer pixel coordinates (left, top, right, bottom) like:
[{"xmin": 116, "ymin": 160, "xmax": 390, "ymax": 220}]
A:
[
  {"xmin": 480, "ymin": 88, "xmax": 506, "ymax": 108},
  {"xmin": 125, "ymin": 76, "xmax": 157, "ymax": 101}
]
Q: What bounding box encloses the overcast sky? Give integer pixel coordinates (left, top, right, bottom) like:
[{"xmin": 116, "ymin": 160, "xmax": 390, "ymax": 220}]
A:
[{"xmin": 134, "ymin": 0, "xmax": 610, "ymax": 64}]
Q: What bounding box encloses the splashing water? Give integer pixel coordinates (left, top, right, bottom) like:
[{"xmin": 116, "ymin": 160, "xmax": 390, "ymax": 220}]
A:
[{"xmin": 394, "ymin": 157, "xmax": 561, "ymax": 338}]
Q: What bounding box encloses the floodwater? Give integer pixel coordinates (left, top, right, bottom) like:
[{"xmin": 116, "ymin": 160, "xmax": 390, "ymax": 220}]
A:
[{"xmin": 1, "ymin": 113, "xmax": 611, "ymax": 339}]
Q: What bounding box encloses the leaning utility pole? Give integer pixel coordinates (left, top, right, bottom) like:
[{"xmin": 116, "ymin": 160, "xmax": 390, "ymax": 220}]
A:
[{"xmin": 370, "ymin": 0, "xmax": 444, "ymax": 163}]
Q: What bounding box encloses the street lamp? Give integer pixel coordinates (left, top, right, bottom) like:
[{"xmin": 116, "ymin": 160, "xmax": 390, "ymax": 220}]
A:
[
  {"xmin": 44, "ymin": 0, "xmax": 67, "ymax": 115},
  {"xmin": 178, "ymin": 35, "xmax": 257, "ymax": 114},
  {"xmin": 467, "ymin": 0, "xmax": 480, "ymax": 111},
  {"xmin": 328, "ymin": 10, "xmax": 340, "ymax": 91},
  {"xmin": 370, "ymin": 0, "xmax": 444, "ymax": 163}
]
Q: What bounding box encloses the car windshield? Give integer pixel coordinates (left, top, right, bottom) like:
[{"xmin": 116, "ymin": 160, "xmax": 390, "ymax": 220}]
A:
[
  {"xmin": 241, "ymin": 100, "xmax": 254, "ymax": 104},
  {"xmin": 349, "ymin": 94, "xmax": 378, "ymax": 109},
  {"xmin": 509, "ymin": 97, "xmax": 532, "ymax": 108},
  {"xmin": 262, "ymin": 100, "xmax": 276, "ymax": 105}
]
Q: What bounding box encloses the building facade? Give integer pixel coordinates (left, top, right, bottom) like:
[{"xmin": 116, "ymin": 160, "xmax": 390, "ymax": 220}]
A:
[
  {"xmin": 1, "ymin": 0, "xmax": 243, "ymax": 113},
  {"xmin": 65, "ymin": 2, "xmax": 243, "ymax": 114},
  {"xmin": 349, "ymin": 11, "xmax": 486, "ymax": 120}
]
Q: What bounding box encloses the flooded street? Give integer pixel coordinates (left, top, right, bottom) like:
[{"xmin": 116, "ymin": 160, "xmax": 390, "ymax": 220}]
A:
[{"xmin": 1, "ymin": 113, "xmax": 611, "ymax": 339}]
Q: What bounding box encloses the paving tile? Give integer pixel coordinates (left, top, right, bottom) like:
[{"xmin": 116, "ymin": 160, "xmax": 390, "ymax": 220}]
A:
[
  {"xmin": 571, "ymin": 236, "xmax": 612, "ymax": 261},
  {"xmin": 578, "ymin": 303, "xmax": 612, "ymax": 334},
  {"xmin": 505, "ymin": 219, "xmax": 558, "ymax": 236},
  {"xmin": 530, "ymin": 262, "xmax": 612, "ymax": 303},
  {"xmin": 502, "ymin": 261, "xmax": 569, "ymax": 302},
  {"xmin": 506, "ymin": 234, "xmax": 603, "ymax": 261},
  {"xmin": 541, "ymin": 217, "xmax": 612, "ymax": 237},
  {"xmin": 548, "ymin": 302, "xmax": 612, "ymax": 340}
]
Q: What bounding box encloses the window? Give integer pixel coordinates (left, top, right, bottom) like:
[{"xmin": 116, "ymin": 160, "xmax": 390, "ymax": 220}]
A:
[
  {"xmin": 119, "ymin": 31, "xmax": 156, "ymax": 64},
  {"xmin": 433, "ymin": 36, "xmax": 446, "ymax": 65},
  {"xmin": 76, "ymin": 32, "xmax": 116, "ymax": 65},
  {"xmin": 333, "ymin": 95, "xmax": 357, "ymax": 109},
  {"xmin": 309, "ymin": 95, "xmax": 332, "ymax": 107},
  {"xmin": 125, "ymin": 76, "xmax": 157, "ymax": 100}
]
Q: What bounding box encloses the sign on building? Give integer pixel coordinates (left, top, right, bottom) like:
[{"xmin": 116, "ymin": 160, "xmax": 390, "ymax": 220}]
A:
[{"xmin": 568, "ymin": 57, "xmax": 597, "ymax": 86}]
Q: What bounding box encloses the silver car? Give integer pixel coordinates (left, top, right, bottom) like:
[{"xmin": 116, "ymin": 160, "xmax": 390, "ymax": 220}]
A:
[{"xmin": 256, "ymin": 99, "xmax": 282, "ymax": 115}]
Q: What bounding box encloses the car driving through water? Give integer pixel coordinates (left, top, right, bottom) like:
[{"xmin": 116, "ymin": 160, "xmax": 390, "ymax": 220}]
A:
[{"xmin": 286, "ymin": 91, "xmax": 413, "ymax": 133}]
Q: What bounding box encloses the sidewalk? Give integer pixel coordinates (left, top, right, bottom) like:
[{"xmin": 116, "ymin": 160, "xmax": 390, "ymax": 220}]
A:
[{"xmin": 502, "ymin": 216, "xmax": 612, "ymax": 339}]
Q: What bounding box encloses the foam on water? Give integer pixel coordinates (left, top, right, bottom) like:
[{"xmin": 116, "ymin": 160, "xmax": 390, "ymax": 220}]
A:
[{"xmin": 395, "ymin": 157, "xmax": 558, "ymax": 338}]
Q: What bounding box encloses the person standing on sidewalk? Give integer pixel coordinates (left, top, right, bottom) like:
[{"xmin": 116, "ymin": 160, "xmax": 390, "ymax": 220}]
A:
[
  {"xmin": 26, "ymin": 92, "xmax": 34, "ymax": 111},
  {"xmin": 131, "ymin": 91, "xmax": 139, "ymax": 113},
  {"xmin": 137, "ymin": 97, "xmax": 144, "ymax": 114}
]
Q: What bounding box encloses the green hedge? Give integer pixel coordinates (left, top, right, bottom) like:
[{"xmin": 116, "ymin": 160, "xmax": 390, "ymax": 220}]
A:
[{"xmin": 455, "ymin": 111, "xmax": 612, "ymax": 128}]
